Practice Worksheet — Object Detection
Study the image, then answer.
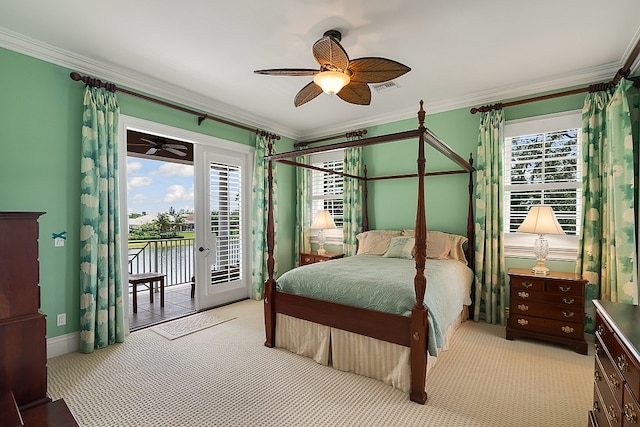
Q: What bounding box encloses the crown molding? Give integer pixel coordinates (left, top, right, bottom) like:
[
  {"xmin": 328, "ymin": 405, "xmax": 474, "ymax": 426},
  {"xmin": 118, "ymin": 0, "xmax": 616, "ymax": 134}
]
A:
[
  {"xmin": 2, "ymin": 26, "xmax": 634, "ymax": 142},
  {"xmin": 0, "ymin": 27, "xmax": 298, "ymax": 139},
  {"xmin": 296, "ymin": 61, "xmax": 622, "ymax": 140}
]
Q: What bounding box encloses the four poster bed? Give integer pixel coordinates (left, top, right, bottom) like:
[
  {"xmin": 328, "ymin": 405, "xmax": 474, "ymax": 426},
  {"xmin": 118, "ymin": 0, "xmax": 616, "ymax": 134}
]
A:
[{"xmin": 262, "ymin": 101, "xmax": 476, "ymax": 404}]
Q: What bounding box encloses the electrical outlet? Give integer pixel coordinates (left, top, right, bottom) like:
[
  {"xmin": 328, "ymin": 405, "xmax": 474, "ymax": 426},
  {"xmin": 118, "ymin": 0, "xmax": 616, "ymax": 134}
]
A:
[
  {"xmin": 54, "ymin": 238, "xmax": 64, "ymax": 247},
  {"xmin": 56, "ymin": 313, "xmax": 66, "ymax": 326}
]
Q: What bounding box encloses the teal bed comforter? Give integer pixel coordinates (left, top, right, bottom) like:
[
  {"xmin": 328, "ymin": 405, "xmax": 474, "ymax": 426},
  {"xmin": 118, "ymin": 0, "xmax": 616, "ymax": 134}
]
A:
[{"xmin": 276, "ymin": 255, "xmax": 474, "ymax": 356}]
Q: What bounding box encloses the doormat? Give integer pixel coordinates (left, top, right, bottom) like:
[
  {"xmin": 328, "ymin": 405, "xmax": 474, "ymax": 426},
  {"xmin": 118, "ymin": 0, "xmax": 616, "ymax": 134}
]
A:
[{"xmin": 150, "ymin": 311, "xmax": 236, "ymax": 340}]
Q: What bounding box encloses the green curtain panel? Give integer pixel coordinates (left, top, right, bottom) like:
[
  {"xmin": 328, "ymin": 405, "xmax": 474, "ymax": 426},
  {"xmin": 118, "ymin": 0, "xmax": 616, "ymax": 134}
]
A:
[
  {"xmin": 294, "ymin": 154, "xmax": 311, "ymax": 266},
  {"xmin": 473, "ymin": 109, "xmax": 507, "ymax": 325},
  {"xmin": 251, "ymin": 134, "xmax": 278, "ymax": 299},
  {"xmin": 79, "ymin": 86, "xmax": 124, "ymax": 353},
  {"xmin": 578, "ymin": 84, "xmax": 638, "ymax": 333},
  {"xmin": 577, "ymin": 89, "xmax": 610, "ymax": 333},
  {"xmin": 343, "ymin": 145, "xmax": 364, "ymax": 256}
]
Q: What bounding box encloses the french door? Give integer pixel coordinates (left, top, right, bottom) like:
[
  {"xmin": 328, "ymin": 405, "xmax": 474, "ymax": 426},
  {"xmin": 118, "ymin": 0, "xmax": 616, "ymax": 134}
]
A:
[{"xmin": 194, "ymin": 144, "xmax": 252, "ymax": 310}]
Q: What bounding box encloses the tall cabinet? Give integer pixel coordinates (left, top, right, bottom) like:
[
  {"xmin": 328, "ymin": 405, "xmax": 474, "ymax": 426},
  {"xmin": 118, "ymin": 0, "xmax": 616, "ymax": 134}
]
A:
[{"xmin": 0, "ymin": 212, "xmax": 78, "ymax": 426}]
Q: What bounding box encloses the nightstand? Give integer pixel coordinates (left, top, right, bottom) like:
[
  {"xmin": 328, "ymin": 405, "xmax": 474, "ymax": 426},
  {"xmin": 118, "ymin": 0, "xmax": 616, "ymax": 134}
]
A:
[
  {"xmin": 506, "ymin": 268, "xmax": 588, "ymax": 354},
  {"xmin": 300, "ymin": 252, "xmax": 344, "ymax": 266}
]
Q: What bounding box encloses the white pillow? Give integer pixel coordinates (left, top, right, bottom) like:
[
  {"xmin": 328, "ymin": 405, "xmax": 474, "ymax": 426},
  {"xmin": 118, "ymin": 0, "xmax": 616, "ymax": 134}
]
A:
[
  {"xmin": 356, "ymin": 230, "xmax": 403, "ymax": 255},
  {"xmin": 383, "ymin": 236, "xmax": 415, "ymax": 259},
  {"xmin": 402, "ymin": 230, "xmax": 451, "ymax": 259}
]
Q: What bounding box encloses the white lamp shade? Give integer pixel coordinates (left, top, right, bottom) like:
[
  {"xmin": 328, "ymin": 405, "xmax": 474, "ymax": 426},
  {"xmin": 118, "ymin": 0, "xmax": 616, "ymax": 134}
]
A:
[
  {"xmin": 517, "ymin": 206, "xmax": 565, "ymax": 235},
  {"xmin": 311, "ymin": 210, "xmax": 337, "ymax": 230},
  {"xmin": 313, "ymin": 71, "xmax": 350, "ymax": 95}
]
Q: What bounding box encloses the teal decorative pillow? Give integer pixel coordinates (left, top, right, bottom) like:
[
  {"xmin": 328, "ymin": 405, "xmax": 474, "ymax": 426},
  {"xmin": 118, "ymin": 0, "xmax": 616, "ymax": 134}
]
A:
[{"xmin": 383, "ymin": 236, "xmax": 415, "ymax": 259}]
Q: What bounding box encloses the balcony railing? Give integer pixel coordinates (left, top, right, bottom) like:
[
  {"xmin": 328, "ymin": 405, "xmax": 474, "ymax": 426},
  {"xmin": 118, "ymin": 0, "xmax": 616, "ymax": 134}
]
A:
[{"xmin": 128, "ymin": 238, "xmax": 195, "ymax": 287}]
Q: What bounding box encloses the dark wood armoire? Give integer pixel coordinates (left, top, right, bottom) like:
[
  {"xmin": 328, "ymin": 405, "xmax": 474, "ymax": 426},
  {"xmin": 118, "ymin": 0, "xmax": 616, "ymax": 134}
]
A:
[{"xmin": 0, "ymin": 211, "xmax": 78, "ymax": 426}]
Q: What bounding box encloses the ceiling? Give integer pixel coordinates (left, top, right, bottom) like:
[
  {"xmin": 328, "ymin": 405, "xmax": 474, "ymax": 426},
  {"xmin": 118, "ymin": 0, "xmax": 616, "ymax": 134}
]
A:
[{"xmin": 1, "ymin": 0, "xmax": 639, "ymax": 140}]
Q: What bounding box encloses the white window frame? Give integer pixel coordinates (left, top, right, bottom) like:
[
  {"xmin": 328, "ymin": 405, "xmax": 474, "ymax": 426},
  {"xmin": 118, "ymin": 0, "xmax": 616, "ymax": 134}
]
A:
[
  {"xmin": 503, "ymin": 110, "xmax": 582, "ymax": 261},
  {"xmin": 310, "ymin": 150, "xmax": 344, "ymax": 245}
]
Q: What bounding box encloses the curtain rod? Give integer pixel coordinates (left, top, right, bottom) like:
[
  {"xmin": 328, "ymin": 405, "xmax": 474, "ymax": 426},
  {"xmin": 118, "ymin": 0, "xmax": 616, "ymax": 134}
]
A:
[
  {"xmin": 69, "ymin": 72, "xmax": 280, "ymax": 140},
  {"xmin": 293, "ymin": 129, "xmax": 368, "ymax": 148},
  {"xmin": 470, "ymin": 37, "xmax": 640, "ymax": 114}
]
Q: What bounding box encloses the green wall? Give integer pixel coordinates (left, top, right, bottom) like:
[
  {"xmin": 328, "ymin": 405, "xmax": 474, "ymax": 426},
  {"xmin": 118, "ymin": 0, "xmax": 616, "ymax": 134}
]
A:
[
  {"xmin": 0, "ymin": 47, "xmax": 295, "ymax": 338},
  {"xmin": 341, "ymin": 92, "xmax": 586, "ymax": 274},
  {"xmin": 0, "ymin": 45, "xmax": 590, "ymax": 340}
]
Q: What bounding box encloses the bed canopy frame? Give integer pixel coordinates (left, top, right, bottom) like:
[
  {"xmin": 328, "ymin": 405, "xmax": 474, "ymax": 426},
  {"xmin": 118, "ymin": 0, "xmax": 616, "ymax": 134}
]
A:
[{"xmin": 262, "ymin": 100, "xmax": 475, "ymax": 404}]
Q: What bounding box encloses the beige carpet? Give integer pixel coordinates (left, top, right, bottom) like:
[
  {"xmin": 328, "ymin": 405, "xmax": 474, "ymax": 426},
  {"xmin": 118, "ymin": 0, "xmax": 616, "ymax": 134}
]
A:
[
  {"xmin": 150, "ymin": 312, "xmax": 235, "ymax": 340},
  {"xmin": 48, "ymin": 300, "xmax": 594, "ymax": 427}
]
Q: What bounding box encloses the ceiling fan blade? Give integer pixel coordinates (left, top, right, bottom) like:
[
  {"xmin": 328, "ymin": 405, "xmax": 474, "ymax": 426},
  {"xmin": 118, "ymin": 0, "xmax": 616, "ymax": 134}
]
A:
[
  {"xmin": 146, "ymin": 147, "xmax": 158, "ymax": 155},
  {"xmin": 141, "ymin": 138, "xmax": 161, "ymax": 147},
  {"xmin": 164, "ymin": 147, "xmax": 187, "ymax": 157},
  {"xmin": 337, "ymin": 82, "xmax": 371, "ymax": 105},
  {"xmin": 348, "ymin": 57, "xmax": 411, "ymax": 84},
  {"xmin": 294, "ymin": 82, "xmax": 323, "ymax": 107},
  {"xmin": 254, "ymin": 68, "xmax": 319, "ymax": 76},
  {"xmin": 313, "ymin": 36, "xmax": 349, "ymax": 71},
  {"xmin": 164, "ymin": 144, "xmax": 187, "ymax": 150}
]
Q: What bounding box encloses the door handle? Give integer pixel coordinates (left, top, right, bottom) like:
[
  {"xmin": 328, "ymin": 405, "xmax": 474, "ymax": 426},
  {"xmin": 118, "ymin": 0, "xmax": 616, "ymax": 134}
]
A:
[{"xmin": 198, "ymin": 246, "xmax": 210, "ymax": 256}]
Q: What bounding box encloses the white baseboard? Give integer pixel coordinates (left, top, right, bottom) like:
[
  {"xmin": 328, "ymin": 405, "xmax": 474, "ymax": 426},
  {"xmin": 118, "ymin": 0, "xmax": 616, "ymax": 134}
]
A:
[
  {"xmin": 47, "ymin": 332, "xmax": 80, "ymax": 358},
  {"xmin": 46, "ymin": 318, "xmax": 130, "ymax": 358}
]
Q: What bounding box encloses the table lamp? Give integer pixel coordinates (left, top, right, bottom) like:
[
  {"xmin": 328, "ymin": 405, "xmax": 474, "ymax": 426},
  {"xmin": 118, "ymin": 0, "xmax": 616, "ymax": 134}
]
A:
[
  {"xmin": 517, "ymin": 205, "xmax": 565, "ymax": 275},
  {"xmin": 311, "ymin": 210, "xmax": 336, "ymax": 255}
]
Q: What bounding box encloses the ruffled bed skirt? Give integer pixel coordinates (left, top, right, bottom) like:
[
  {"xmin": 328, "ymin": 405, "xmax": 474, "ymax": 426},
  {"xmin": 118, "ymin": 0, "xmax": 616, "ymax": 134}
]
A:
[{"xmin": 275, "ymin": 308, "xmax": 468, "ymax": 393}]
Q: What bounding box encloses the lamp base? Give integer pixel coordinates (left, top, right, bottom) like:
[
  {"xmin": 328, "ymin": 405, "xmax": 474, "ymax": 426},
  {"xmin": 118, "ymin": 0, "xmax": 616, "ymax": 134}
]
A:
[
  {"xmin": 317, "ymin": 244, "xmax": 327, "ymax": 255},
  {"xmin": 531, "ymin": 259, "xmax": 549, "ymax": 276}
]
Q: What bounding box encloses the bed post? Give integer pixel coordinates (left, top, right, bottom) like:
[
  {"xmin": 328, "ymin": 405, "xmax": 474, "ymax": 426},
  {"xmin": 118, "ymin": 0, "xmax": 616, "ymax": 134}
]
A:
[
  {"xmin": 466, "ymin": 153, "xmax": 476, "ymax": 318},
  {"xmin": 264, "ymin": 138, "xmax": 277, "ymax": 348},
  {"xmin": 410, "ymin": 101, "xmax": 428, "ymax": 404},
  {"xmin": 363, "ymin": 165, "xmax": 369, "ymax": 232}
]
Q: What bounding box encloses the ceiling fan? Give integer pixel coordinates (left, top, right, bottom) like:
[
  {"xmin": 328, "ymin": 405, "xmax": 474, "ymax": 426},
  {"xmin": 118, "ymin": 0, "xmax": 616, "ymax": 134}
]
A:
[
  {"xmin": 132, "ymin": 137, "xmax": 188, "ymax": 157},
  {"xmin": 254, "ymin": 29, "xmax": 411, "ymax": 107}
]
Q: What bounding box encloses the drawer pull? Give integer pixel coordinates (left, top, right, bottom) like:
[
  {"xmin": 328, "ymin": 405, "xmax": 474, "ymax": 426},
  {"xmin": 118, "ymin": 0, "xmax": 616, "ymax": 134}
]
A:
[
  {"xmin": 517, "ymin": 304, "xmax": 529, "ymax": 311},
  {"xmin": 608, "ymin": 405, "xmax": 619, "ymax": 423},
  {"xmin": 596, "ymin": 324, "xmax": 604, "ymax": 334},
  {"xmin": 617, "ymin": 354, "xmax": 629, "ymax": 372},
  {"xmin": 559, "ymin": 285, "xmax": 571, "ymax": 292},
  {"xmin": 563, "ymin": 297, "xmax": 575, "ymax": 305},
  {"xmin": 608, "ymin": 373, "xmax": 620, "ymax": 390},
  {"xmin": 518, "ymin": 291, "xmax": 529, "ymax": 299},
  {"xmin": 517, "ymin": 318, "xmax": 529, "ymax": 326},
  {"xmin": 593, "ymin": 401, "xmax": 600, "ymax": 413},
  {"xmin": 562, "ymin": 310, "xmax": 574, "ymax": 318},
  {"xmin": 595, "ymin": 342, "xmax": 600, "ymax": 355},
  {"xmin": 561, "ymin": 326, "xmax": 574, "ymax": 334},
  {"xmin": 594, "ymin": 369, "xmax": 601, "ymax": 382},
  {"xmin": 522, "ymin": 281, "xmax": 533, "ymax": 288},
  {"xmin": 624, "ymin": 403, "xmax": 638, "ymax": 423}
]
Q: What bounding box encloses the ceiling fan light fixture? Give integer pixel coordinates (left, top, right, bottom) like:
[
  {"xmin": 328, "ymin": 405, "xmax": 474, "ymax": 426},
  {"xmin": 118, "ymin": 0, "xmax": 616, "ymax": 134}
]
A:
[{"xmin": 313, "ymin": 70, "xmax": 350, "ymax": 95}]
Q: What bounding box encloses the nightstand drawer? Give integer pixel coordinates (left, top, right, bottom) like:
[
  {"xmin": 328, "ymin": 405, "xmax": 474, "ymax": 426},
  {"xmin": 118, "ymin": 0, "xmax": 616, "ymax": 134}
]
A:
[
  {"xmin": 510, "ymin": 300, "xmax": 584, "ymax": 323},
  {"xmin": 510, "ymin": 276, "xmax": 544, "ymax": 292},
  {"xmin": 300, "ymin": 252, "xmax": 344, "ymax": 266},
  {"xmin": 546, "ymin": 281, "xmax": 583, "ymax": 296},
  {"xmin": 509, "ymin": 314, "xmax": 584, "ymax": 340},
  {"xmin": 510, "ymin": 289, "xmax": 583, "ymax": 308},
  {"xmin": 301, "ymin": 254, "xmax": 316, "ymax": 265}
]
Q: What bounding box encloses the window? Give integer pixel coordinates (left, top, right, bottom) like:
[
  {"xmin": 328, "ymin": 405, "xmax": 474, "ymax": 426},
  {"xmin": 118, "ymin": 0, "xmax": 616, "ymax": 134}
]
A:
[
  {"xmin": 310, "ymin": 150, "xmax": 344, "ymax": 243},
  {"xmin": 209, "ymin": 161, "xmax": 242, "ymax": 284},
  {"xmin": 503, "ymin": 110, "xmax": 582, "ymax": 259}
]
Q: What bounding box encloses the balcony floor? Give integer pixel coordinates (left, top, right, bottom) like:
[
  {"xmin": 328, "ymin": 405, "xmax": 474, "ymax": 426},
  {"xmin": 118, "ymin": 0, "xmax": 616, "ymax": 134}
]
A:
[{"xmin": 129, "ymin": 282, "xmax": 196, "ymax": 331}]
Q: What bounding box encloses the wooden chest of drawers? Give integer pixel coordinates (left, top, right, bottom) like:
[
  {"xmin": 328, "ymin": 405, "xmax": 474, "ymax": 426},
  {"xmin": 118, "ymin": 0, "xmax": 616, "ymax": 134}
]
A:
[
  {"xmin": 300, "ymin": 252, "xmax": 344, "ymax": 266},
  {"xmin": 506, "ymin": 268, "xmax": 588, "ymax": 354},
  {"xmin": 590, "ymin": 300, "xmax": 640, "ymax": 427}
]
